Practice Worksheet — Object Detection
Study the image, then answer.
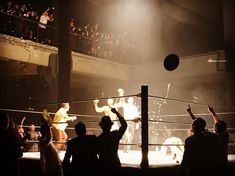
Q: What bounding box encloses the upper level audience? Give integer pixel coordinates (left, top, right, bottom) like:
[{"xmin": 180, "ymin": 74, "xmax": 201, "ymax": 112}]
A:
[{"xmin": 0, "ymin": 0, "xmax": 135, "ymax": 62}]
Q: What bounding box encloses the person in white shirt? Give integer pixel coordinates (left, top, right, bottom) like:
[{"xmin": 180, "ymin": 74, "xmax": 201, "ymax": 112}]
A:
[
  {"xmin": 121, "ymin": 95, "xmax": 139, "ymax": 152},
  {"xmin": 160, "ymin": 128, "xmax": 184, "ymax": 163},
  {"xmin": 93, "ymin": 88, "xmax": 125, "ymax": 131},
  {"xmin": 93, "ymin": 98, "xmax": 120, "ymax": 131},
  {"xmin": 38, "ymin": 9, "xmax": 54, "ymax": 43},
  {"xmin": 52, "ymin": 103, "xmax": 76, "ymax": 150}
]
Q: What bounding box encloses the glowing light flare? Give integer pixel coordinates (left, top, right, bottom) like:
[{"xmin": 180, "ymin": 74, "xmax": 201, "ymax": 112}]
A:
[{"xmin": 207, "ymin": 58, "xmax": 227, "ymax": 63}]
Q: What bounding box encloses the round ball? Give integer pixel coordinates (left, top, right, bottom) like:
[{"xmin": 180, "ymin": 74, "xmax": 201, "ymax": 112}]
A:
[{"xmin": 163, "ymin": 54, "xmax": 180, "ymax": 71}]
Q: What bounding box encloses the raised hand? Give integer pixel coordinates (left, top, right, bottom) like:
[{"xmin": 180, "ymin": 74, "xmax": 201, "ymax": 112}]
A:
[
  {"xmin": 111, "ymin": 108, "xmax": 118, "ymax": 114},
  {"xmin": 208, "ymin": 105, "xmax": 214, "ymax": 113},
  {"xmin": 70, "ymin": 116, "xmax": 77, "ymax": 121},
  {"xmin": 186, "ymin": 104, "xmax": 191, "ymax": 113},
  {"xmin": 93, "ymin": 99, "xmax": 99, "ymax": 104},
  {"xmin": 186, "ymin": 104, "xmax": 196, "ymax": 120}
]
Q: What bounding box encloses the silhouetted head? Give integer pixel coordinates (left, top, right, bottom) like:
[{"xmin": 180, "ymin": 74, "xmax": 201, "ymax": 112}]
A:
[
  {"xmin": 0, "ymin": 112, "xmax": 10, "ymax": 130},
  {"xmin": 99, "ymin": 116, "xmax": 113, "ymax": 131},
  {"xmin": 192, "ymin": 117, "xmax": 206, "ymax": 134},
  {"xmin": 214, "ymin": 120, "xmax": 227, "ymax": 134},
  {"xmin": 75, "ymin": 122, "xmax": 86, "ymax": 136}
]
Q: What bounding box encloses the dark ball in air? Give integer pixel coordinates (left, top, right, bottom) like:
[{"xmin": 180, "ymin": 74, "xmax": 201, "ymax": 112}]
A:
[{"xmin": 164, "ymin": 54, "xmax": 180, "ymax": 71}]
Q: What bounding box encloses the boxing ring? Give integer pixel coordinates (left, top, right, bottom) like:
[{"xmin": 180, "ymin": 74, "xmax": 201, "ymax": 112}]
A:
[{"xmin": 1, "ymin": 85, "xmax": 235, "ymax": 169}]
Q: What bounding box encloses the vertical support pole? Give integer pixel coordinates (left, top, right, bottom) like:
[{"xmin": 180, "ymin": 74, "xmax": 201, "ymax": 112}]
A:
[
  {"xmin": 140, "ymin": 85, "xmax": 149, "ymax": 169},
  {"xmin": 57, "ymin": 0, "xmax": 71, "ymax": 103}
]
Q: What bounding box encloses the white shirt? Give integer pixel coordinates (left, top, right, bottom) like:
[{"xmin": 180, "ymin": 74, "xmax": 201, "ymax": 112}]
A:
[
  {"xmin": 123, "ymin": 103, "xmax": 139, "ymax": 120},
  {"xmin": 53, "ymin": 108, "xmax": 71, "ymax": 131},
  {"xmin": 39, "ymin": 14, "xmax": 50, "ymax": 29}
]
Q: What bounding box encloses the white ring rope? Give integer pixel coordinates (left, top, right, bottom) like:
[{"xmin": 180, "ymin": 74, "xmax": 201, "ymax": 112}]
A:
[
  {"xmin": 148, "ymin": 94, "xmax": 235, "ymax": 111},
  {"xmin": 0, "ymin": 108, "xmax": 100, "ymax": 118},
  {"xmin": 148, "ymin": 119, "xmax": 191, "ymax": 125},
  {"xmin": 149, "ymin": 94, "xmax": 210, "ymax": 106},
  {"xmin": 29, "ymin": 94, "xmax": 139, "ymax": 108},
  {"xmin": 2, "ymin": 108, "xmax": 234, "ymax": 121},
  {"xmin": 153, "ymin": 112, "xmax": 235, "ymax": 118}
]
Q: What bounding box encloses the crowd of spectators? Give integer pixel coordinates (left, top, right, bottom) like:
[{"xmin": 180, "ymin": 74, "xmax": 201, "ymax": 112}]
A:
[
  {"xmin": 1, "ymin": 103, "xmax": 234, "ymax": 175},
  {"xmin": 0, "ymin": 0, "xmax": 135, "ymax": 62}
]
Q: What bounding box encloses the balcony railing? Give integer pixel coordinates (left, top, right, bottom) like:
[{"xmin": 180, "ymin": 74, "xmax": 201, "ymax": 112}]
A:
[{"xmin": 0, "ymin": 11, "xmax": 135, "ymax": 63}]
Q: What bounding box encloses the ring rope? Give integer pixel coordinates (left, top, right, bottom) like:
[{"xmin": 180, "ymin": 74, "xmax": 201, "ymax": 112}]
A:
[
  {"xmin": 149, "ymin": 143, "xmax": 185, "ymax": 146},
  {"xmin": 21, "ymin": 125, "xmax": 101, "ymax": 131},
  {"xmin": 29, "ymin": 94, "xmax": 139, "ymax": 108},
  {"xmin": 22, "ymin": 125, "xmax": 235, "ymax": 132},
  {"xmin": 149, "ymin": 94, "xmax": 210, "ymax": 106},
  {"xmin": 0, "ymin": 108, "xmax": 100, "ymax": 118},
  {"xmin": 2, "ymin": 108, "xmax": 234, "ymax": 120},
  {"xmin": 148, "ymin": 119, "xmax": 191, "ymax": 125},
  {"xmin": 152, "ymin": 112, "xmax": 235, "ymax": 118}
]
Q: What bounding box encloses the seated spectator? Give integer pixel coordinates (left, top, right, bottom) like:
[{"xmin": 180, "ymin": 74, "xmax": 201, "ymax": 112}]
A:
[{"xmin": 26, "ymin": 124, "xmax": 41, "ymax": 152}]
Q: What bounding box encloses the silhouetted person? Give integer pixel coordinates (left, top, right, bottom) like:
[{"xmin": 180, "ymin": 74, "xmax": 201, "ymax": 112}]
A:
[
  {"xmin": 208, "ymin": 105, "xmax": 229, "ymax": 174},
  {"xmin": 97, "ymin": 108, "xmax": 127, "ymax": 176},
  {"xmin": 180, "ymin": 117, "xmax": 212, "ymax": 176},
  {"xmin": 182, "ymin": 105, "xmax": 226, "ymax": 176},
  {"xmin": 39, "ymin": 112, "xmax": 63, "ymax": 176},
  {"xmin": 63, "ymin": 122, "xmax": 99, "ymax": 176},
  {"xmin": 120, "ymin": 94, "xmax": 139, "ymax": 152},
  {"xmin": 0, "ymin": 112, "xmax": 23, "ymax": 176}
]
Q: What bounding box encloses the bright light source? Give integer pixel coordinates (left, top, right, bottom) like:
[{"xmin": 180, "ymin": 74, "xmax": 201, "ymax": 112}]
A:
[{"xmin": 207, "ymin": 58, "xmax": 227, "ymax": 63}]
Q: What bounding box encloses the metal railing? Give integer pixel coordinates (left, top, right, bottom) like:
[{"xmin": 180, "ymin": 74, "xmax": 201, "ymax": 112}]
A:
[{"xmin": 0, "ymin": 11, "xmax": 134, "ymax": 62}]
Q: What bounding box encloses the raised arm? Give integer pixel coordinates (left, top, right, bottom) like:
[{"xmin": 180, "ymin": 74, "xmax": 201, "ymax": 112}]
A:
[
  {"xmin": 64, "ymin": 115, "xmax": 77, "ymax": 122},
  {"xmin": 93, "ymin": 100, "xmax": 104, "ymax": 113},
  {"xmin": 111, "ymin": 108, "xmax": 127, "ymax": 137},
  {"xmin": 208, "ymin": 105, "xmax": 220, "ymax": 123},
  {"xmin": 113, "ymin": 88, "xmax": 125, "ymax": 108},
  {"xmin": 186, "ymin": 104, "xmax": 196, "ymax": 120}
]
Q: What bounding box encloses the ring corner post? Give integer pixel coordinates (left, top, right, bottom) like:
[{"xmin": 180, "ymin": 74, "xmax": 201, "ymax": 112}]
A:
[{"xmin": 140, "ymin": 85, "xmax": 149, "ymax": 169}]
